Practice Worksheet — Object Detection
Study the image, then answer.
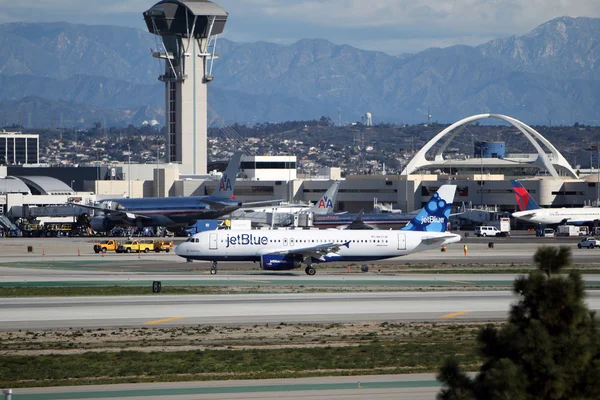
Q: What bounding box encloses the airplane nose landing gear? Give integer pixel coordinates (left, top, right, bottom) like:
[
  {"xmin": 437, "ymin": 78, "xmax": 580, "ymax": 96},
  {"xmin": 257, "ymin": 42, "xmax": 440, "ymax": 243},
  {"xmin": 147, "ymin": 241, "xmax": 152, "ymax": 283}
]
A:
[{"xmin": 210, "ymin": 261, "xmax": 218, "ymax": 275}]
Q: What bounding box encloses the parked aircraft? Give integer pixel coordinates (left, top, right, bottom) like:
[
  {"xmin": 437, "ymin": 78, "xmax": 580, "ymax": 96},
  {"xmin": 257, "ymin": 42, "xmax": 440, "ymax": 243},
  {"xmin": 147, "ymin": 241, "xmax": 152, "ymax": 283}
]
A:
[
  {"xmin": 80, "ymin": 152, "xmax": 244, "ymax": 233},
  {"xmin": 226, "ymin": 181, "xmax": 340, "ymax": 226},
  {"xmin": 312, "ymin": 210, "xmax": 416, "ymax": 230},
  {"xmin": 511, "ymin": 180, "xmax": 600, "ymax": 224},
  {"xmin": 175, "ymin": 185, "xmax": 460, "ymax": 275}
]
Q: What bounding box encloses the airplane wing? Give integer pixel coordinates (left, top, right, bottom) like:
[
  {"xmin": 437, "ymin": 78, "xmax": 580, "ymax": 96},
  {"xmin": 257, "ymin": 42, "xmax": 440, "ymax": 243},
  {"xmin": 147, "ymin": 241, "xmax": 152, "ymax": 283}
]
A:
[
  {"xmin": 67, "ymin": 202, "xmax": 151, "ymax": 221},
  {"xmin": 242, "ymin": 199, "xmax": 285, "ymax": 206},
  {"xmin": 345, "ymin": 211, "xmax": 377, "ymax": 230},
  {"xmin": 203, "ymin": 199, "xmax": 241, "ymax": 210},
  {"xmin": 421, "ymin": 235, "xmax": 461, "ymax": 245},
  {"xmin": 264, "ymin": 241, "xmax": 350, "ymax": 258}
]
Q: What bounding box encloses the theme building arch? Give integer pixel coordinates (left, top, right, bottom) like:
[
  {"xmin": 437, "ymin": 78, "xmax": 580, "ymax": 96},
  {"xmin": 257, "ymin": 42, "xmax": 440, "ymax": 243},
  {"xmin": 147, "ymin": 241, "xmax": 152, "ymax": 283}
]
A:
[{"xmin": 401, "ymin": 113, "xmax": 577, "ymax": 178}]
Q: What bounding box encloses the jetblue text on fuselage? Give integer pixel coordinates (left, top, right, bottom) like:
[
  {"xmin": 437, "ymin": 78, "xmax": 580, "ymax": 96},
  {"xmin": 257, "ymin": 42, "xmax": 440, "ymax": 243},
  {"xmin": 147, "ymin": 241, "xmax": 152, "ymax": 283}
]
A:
[{"xmin": 226, "ymin": 233, "xmax": 269, "ymax": 248}]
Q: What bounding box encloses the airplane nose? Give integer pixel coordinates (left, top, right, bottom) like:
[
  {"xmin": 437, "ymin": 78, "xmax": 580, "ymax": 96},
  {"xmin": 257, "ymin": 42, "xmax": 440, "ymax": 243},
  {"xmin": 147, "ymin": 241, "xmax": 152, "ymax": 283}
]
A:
[{"xmin": 175, "ymin": 243, "xmax": 187, "ymax": 257}]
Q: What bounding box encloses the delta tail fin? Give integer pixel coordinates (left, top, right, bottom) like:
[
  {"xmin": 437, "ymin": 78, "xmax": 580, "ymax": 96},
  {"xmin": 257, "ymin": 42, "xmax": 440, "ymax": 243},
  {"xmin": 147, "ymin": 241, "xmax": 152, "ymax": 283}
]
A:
[
  {"xmin": 511, "ymin": 180, "xmax": 540, "ymax": 211},
  {"xmin": 211, "ymin": 151, "xmax": 243, "ymax": 199},
  {"xmin": 308, "ymin": 181, "xmax": 340, "ymax": 215},
  {"xmin": 401, "ymin": 185, "xmax": 456, "ymax": 232}
]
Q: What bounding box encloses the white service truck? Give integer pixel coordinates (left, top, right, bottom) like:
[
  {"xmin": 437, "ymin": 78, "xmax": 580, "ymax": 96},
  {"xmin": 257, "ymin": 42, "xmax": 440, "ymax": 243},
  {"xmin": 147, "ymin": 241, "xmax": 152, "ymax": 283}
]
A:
[
  {"xmin": 557, "ymin": 225, "xmax": 586, "ymax": 236},
  {"xmin": 488, "ymin": 217, "xmax": 511, "ymax": 236}
]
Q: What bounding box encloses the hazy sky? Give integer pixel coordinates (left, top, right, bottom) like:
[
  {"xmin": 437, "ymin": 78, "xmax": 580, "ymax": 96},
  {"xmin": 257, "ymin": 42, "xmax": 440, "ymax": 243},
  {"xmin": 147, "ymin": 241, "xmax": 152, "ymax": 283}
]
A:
[{"xmin": 0, "ymin": 0, "xmax": 598, "ymax": 54}]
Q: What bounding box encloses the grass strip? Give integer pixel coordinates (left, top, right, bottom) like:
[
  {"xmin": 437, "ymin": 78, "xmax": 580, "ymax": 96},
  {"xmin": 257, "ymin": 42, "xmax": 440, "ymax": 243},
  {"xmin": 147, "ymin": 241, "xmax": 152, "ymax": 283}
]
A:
[{"xmin": 0, "ymin": 341, "xmax": 479, "ymax": 388}]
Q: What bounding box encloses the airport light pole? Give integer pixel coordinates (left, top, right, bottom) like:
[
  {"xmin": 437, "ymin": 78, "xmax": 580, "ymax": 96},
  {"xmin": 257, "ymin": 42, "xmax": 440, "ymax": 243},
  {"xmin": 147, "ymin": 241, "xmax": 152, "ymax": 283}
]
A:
[
  {"xmin": 480, "ymin": 145, "xmax": 484, "ymax": 205},
  {"xmin": 128, "ymin": 143, "xmax": 131, "ymax": 198},
  {"xmin": 586, "ymin": 145, "xmax": 600, "ymax": 205}
]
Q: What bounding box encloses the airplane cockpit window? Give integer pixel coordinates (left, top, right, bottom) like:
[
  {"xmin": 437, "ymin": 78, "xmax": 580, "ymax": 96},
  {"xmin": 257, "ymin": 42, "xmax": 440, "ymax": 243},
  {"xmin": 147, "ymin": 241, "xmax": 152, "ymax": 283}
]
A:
[{"xmin": 195, "ymin": 238, "xmax": 200, "ymax": 243}]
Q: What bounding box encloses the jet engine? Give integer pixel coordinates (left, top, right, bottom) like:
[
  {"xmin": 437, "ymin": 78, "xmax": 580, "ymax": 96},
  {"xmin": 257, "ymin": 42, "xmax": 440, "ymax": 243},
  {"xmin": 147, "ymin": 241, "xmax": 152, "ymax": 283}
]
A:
[
  {"xmin": 90, "ymin": 216, "xmax": 115, "ymax": 233},
  {"xmin": 260, "ymin": 254, "xmax": 302, "ymax": 271}
]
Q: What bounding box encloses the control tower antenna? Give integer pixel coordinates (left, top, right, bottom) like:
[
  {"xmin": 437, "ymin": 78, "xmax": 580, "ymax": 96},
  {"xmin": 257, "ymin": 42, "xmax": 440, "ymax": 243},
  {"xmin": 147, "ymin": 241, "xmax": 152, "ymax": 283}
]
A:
[{"xmin": 143, "ymin": 0, "xmax": 228, "ymax": 175}]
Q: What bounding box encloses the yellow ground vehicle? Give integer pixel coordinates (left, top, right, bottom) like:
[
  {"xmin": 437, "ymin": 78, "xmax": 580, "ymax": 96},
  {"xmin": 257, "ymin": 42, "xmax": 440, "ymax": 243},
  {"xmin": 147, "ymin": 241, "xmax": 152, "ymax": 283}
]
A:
[
  {"xmin": 44, "ymin": 223, "xmax": 74, "ymax": 237},
  {"xmin": 154, "ymin": 240, "xmax": 174, "ymax": 253},
  {"xmin": 93, "ymin": 240, "xmax": 121, "ymax": 253},
  {"xmin": 116, "ymin": 239, "xmax": 155, "ymax": 253},
  {"xmin": 21, "ymin": 223, "xmax": 43, "ymax": 237}
]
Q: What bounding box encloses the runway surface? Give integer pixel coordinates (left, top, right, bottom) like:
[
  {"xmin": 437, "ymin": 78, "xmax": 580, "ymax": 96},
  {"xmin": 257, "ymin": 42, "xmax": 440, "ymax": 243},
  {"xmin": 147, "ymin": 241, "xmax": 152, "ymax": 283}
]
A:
[
  {"xmin": 2, "ymin": 290, "xmax": 600, "ymax": 330},
  {"xmin": 8, "ymin": 374, "xmax": 440, "ymax": 400}
]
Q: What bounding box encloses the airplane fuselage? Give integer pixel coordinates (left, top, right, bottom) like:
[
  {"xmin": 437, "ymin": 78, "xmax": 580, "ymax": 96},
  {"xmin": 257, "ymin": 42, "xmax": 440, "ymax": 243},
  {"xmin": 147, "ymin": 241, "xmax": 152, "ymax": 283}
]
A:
[
  {"xmin": 99, "ymin": 197, "xmax": 240, "ymax": 228},
  {"xmin": 512, "ymin": 207, "xmax": 600, "ymax": 225},
  {"xmin": 313, "ymin": 212, "xmax": 416, "ymax": 229},
  {"xmin": 176, "ymin": 229, "xmax": 461, "ymax": 264}
]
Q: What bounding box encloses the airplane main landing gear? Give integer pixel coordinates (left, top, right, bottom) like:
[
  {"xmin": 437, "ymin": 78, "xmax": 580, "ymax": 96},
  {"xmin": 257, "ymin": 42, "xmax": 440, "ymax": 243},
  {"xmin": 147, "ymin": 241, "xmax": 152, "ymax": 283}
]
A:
[
  {"xmin": 305, "ymin": 265, "xmax": 316, "ymax": 276},
  {"xmin": 210, "ymin": 261, "xmax": 218, "ymax": 275}
]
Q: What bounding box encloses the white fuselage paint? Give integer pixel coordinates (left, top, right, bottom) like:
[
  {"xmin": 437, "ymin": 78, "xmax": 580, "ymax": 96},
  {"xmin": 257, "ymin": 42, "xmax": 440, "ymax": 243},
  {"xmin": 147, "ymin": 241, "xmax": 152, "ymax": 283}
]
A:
[
  {"xmin": 176, "ymin": 229, "xmax": 461, "ymax": 263},
  {"xmin": 512, "ymin": 207, "xmax": 600, "ymax": 225}
]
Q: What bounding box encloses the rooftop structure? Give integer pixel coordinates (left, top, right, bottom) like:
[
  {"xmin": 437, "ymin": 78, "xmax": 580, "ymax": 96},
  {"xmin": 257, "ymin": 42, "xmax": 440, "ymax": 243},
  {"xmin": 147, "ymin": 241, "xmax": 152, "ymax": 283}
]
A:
[{"xmin": 0, "ymin": 131, "xmax": 39, "ymax": 165}]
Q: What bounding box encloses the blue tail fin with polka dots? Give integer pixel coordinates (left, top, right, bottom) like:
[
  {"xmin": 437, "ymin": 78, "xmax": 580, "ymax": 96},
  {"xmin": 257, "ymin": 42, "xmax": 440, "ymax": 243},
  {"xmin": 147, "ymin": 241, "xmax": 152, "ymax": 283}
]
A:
[{"xmin": 401, "ymin": 185, "xmax": 457, "ymax": 232}]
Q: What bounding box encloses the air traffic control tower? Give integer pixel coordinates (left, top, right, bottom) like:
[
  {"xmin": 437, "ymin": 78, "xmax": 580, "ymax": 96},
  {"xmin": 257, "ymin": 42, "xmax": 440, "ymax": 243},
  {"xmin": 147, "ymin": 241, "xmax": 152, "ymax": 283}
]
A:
[{"xmin": 143, "ymin": 0, "xmax": 228, "ymax": 175}]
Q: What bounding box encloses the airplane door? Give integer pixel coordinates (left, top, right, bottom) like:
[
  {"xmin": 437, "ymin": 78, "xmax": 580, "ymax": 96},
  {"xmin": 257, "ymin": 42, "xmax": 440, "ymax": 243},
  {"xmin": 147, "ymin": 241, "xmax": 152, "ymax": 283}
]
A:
[
  {"xmin": 283, "ymin": 238, "xmax": 288, "ymax": 246},
  {"xmin": 290, "ymin": 238, "xmax": 295, "ymax": 246},
  {"xmin": 397, "ymin": 233, "xmax": 406, "ymax": 250},
  {"xmin": 209, "ymin": 233, "xmax": 218, "ymax": 250}
]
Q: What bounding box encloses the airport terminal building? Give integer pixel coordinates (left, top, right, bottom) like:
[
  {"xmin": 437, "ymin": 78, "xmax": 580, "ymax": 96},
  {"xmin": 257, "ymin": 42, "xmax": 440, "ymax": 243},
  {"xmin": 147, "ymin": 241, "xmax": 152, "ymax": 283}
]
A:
[{"xmin": 1, "ymin": 114, "xmax": 599, "ymax": 222}]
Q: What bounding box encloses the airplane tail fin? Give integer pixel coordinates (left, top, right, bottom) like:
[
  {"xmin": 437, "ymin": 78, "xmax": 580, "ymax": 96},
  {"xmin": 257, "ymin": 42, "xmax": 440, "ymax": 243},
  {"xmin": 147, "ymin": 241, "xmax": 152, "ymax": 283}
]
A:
[
  {"xmin": 511, "ymin": 180, "xmax": 540, "ymax": 211},
  {"xmin": 309, "ymin": 181, "xmax": 340, "ymax": 215},
  {"xmin": 401, "ymin": 185, "xmax": 456, "ymax": 232},
  {"xmin": 211, "ymin": 151, "xmax": 243, "ymax": 199}
]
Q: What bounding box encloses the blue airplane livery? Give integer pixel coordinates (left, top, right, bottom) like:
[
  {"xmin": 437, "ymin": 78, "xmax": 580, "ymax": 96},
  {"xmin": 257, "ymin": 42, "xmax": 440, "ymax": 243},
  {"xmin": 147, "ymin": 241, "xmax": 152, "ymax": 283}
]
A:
[{"xmin": 176, "ymin": 185, "xmax": 460, "ymax": 275}]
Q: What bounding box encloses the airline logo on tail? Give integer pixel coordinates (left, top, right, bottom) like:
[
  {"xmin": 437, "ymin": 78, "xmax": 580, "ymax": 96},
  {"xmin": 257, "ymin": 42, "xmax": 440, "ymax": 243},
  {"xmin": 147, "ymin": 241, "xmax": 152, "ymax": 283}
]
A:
[
  {"xmin": 511, "ymin": 180, "xmax": 539, "ymax": 211},
  {"xmin": 218, "ymin": 173, "xmax": 233, "ymax": 192},
  {"xmin": 310, "ymin": 181, "xmax": 340, "ymax": 215},
  {"xmin": 402, "ymin": 185, "xmax": 456, "ymax": 232},
  {"xmin": 318, "ymin": 196, "xmax": 333, "ymax": 209},
  {"xmin": 211, "ymin": 151, "xmax": 242, "ymax": 199}
]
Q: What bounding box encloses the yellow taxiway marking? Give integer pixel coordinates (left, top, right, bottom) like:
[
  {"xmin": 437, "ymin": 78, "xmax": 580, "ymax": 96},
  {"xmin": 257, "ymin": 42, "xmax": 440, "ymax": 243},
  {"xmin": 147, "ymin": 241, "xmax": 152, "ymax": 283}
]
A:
[
  {"xmin": 448, "ymin": 280, "xmax": 473, "ymax": 285},
  {"xmin": 144, "ymin": 316, "xmax": 184, "ymax": 325},
  {"xmin": 440, "ymin": 311, "xmax": 470, "ymax": 319}
]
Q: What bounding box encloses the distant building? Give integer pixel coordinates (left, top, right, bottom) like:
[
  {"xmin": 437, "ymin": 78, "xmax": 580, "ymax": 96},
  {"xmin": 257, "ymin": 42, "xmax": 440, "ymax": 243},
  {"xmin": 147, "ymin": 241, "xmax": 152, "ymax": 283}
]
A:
[{"xmin": 0, "ymin": 131, "xmax": 39, "ymax": 165}]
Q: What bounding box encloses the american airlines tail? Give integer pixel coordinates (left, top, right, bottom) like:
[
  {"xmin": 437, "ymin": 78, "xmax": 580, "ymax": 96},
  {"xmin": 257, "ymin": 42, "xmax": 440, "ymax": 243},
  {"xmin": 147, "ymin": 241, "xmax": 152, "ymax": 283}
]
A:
[
  {"xmin": 401, "ymin": 185, "xmax": 457, "ymax": 232},
  {"xmin": 211, "ymin": 151, "xmax": 243, "ymax": 199},
  {"xmin": 308, "ymin": 181, "xmax": 340, "ymax": 215},
  {"xmin": 511, "ymin": 180, "xmax": 540, "ymax": 211}
]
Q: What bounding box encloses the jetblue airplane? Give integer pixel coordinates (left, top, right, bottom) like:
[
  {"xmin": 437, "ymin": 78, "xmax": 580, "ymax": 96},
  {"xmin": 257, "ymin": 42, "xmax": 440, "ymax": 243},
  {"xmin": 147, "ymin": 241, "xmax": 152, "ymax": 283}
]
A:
[
  {"xmin": 511, "ymin": 180, "xmax": 600, "ymax": 224},
  {"xmin": 226, "ymin": 181, "xmax": 340, "ymax": 226},
  {"xmin": 82, "ymin": 152, "xmax": 244, "ymax": 233},
  {"xmin": 175, "ymin": 185, "xmax": 460, "ymax": 275}
]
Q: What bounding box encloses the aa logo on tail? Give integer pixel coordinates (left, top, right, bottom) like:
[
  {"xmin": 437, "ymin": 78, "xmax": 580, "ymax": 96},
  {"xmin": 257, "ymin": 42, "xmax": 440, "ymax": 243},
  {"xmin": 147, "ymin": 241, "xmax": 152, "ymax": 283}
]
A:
[
  {"xmin": 318, "ymin": 196, "xmax": 333, "ymax": 209},
  {"xmin": 219, "ymin": 174, "xmax": 233, "ymax": 192}
]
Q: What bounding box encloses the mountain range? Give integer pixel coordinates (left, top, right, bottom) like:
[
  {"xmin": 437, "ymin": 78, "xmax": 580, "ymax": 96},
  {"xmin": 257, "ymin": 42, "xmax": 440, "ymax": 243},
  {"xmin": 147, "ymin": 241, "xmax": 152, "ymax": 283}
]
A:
[{"xmin": 0, "ymin": 16, "xmax": 598, "ymax": 127}]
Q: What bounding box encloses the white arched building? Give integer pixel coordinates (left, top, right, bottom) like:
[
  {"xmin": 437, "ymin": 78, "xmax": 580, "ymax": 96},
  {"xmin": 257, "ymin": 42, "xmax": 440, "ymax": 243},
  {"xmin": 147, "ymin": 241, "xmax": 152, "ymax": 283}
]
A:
[{"xmin": 401, "ymin": 114, "xmax": 578, "ymax": 179}]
